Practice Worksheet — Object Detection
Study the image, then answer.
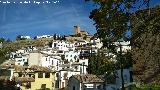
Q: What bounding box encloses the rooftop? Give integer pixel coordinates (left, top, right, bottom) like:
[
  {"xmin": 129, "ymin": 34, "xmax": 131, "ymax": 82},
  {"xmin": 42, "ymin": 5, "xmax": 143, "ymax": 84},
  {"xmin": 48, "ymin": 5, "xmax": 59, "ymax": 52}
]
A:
[
  {"xmin": 13, "ymin": 77, "xmax": 35, "ymax": 82},
  {"xmin": 72, "ymin": 74, "xmax": 104, "ymax": 83}
]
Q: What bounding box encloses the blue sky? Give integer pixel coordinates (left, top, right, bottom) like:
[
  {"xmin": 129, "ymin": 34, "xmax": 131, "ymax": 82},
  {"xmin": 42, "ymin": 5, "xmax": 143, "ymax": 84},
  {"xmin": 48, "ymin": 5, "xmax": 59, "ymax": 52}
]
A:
[
  {"xmin": 0, "ymin": 0, "xmax": 160, "ymax": 40},
  {"xmin": 0, "ymin": 0, "xmax": 96, "ymax": 40}
]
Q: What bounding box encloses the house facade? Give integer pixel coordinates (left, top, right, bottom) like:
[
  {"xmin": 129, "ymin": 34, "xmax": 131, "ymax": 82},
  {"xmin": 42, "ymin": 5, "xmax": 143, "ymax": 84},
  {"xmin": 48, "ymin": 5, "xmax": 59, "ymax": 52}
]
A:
[{"xmin": 68, "ymin": 74, "xmax": 104, "ymax": 90}]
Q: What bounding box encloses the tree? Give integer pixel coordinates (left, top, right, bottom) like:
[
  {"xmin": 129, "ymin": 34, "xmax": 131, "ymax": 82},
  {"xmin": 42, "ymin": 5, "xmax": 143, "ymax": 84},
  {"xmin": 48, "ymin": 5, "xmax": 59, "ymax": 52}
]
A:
[
  {"xmin": 0, "ymin": 38, "xmax": 5, "ymax": 43},
  {"xmin": 86, "ymin": 0, "xmax": 150, "ymax": 46},
  {"xmin": 131, "ymin": 5, "xmax": 160, "ymax": 84},
  {"xmin": 16, "ymin": 35, "xmax": 22, "ymax": 41},
  {"xmin": 83, "ymin": 35, "xmax": 87, "ymax": 40},
  {"xmin": 88, "ymin": 49, "xmax": 116, "ymax": 75},
  {"xmin": 74, "ymin": 33, "xmax": 81, "ymax": 37},
  {"xmin": 60, "ymin": 35, "xmax": 66, "ymax": 40},
  {"xmin": 86, "ymin": 0, "xmax": 150, "ymax": 89},
  {"xmin": 54, "ymin": 34, "xmax": 57, "ymax": 40},
  {"xmin": 6, "ymin": 39, "xmax": 11, "ymax": 42}
]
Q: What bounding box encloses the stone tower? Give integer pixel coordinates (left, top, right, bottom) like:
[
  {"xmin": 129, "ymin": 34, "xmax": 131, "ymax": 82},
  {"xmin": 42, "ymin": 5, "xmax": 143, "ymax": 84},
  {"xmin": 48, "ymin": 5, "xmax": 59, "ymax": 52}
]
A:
[{"xmin": 74, "ymin": 25, "xmax": 81, "ymax": 35}]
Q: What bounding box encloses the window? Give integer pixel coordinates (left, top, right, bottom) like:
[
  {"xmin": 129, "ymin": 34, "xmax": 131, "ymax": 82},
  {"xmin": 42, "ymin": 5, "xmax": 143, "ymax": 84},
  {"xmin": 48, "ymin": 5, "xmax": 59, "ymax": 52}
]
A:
[
  {"xmin": 46, "ymin": 58, "xmax": 47, "ymax": 61},
  {"xmin": 26, "ymin": 82, "xmax": 31, "ymax": 89},
  {"xmin": 52, "ymin": 82, "xmax": 54, "ymax": 87},
  {"xmin": 45, "ymin": 73, "xmax": 50, "ymax": 78},
  {"xmin": 63, "ymin": 73, "xmax": 68, "ymax": 80},
  {"xmin": 32, "ymin": 75, "xmax": 35, "ymax": 79},
  {"xmin": 38, "ymin": 73, "xmax": 43, "ymax": 78},
  {"xmin": 52, "ymin": 60, "xmax": 54, "ymax": 65},
  {"xmin": 41, "ymin": 84, "xmax": 46, "ymax": 89},
  {"xmin": 73, "ymin": 86, "xmax": 75, "ymax": 90},
  {"xmin": 57, "ymin": 61, "xmax": 58, "ymax": 66},
  {"xmin": 62, "ymin": 82, "xmax": 64, "ymax": 88},
  {"xmin": 24, "ymin": 62, "xmax": 28, "ymax": 66},
  {"xmin": 54, "ymin": 43, "xmax": 57, "ymax": 47},
  {"xmin": 74, "ymin": 55, "xmax": 77, "ymax": 60},
  {"xmin": 75, "ymin": 66, "xmax": 78, "ymax": 70},
  {"xmin": 56, "ymin": 73, "xmax": 59, "ymax": 77},
  {"xmin": 19, "ymin": 73, "xmax": 22, "ymax": 77},
  {"xmin": 70, "ymin": 59, "xmax": 73, "ymax": 62},
  {"xmin": 29, "ymin": 74, "xmax": 31, "ymax": 77}
]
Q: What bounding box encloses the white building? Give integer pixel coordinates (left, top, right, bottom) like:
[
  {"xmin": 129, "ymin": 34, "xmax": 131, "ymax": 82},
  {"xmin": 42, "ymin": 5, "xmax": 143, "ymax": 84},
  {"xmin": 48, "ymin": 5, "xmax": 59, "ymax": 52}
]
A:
[
  {"xmin": 20, "ymin": 35, "xmax": 31, "ymax": 39},
  {"xmin": 65, "ymin": 51, "xmax": 79, "ymax": 62},
  {"xmin": 36, "ymin": 35, "xmax": 53, "ymax": 39},
  {"xmin": 14, "ymin": 54, "xmax": 28, "ymax": 66},
  {"xmin": 9, "ymin": 46, "xmax": 38, "ymax": 66},
  {"xmin": 91, "ymin": 38, "xmax": 103, "ymax": 49},
  {"xmin": 79, "ymin": 59, "xmax": 88, "ymax": 74},
  {"xmin": 10, "ymin": 49, "xmax": 29, "ymax": 66},
  {"xmin": 74, "ymin": 40, "xmax": 89, "ymax": 47},
  {"xmin": 15, "ymin": 49, "xmax": 26, "ymax": 54},
  {"xmin": 52, "ymin": 40, "xmax": 75, "ymax": 52},
  {"xmin": 114, "ymin": 41, "xmax": 131, "ymax": 53},
  {"xmin": 41, "ymin": 55, "xmax": 61, "ymax": 71},
  {"xmin": 41, "ymin": 48, "xmax": 53, "ymax": 55},
  {"xmin": 59, "ymin": 69, "xmax": 80, "ymax": 89},
  {"xmin": 68, "ymin": 74, "xmax": 104, "ymax": 90},
  {"xmin": 28, "ymin": 51, "xmax": 42, "ymax": 66},
  {"xmin": 58, "ymin": 58, "xmax": 89, "ymax": 89}
]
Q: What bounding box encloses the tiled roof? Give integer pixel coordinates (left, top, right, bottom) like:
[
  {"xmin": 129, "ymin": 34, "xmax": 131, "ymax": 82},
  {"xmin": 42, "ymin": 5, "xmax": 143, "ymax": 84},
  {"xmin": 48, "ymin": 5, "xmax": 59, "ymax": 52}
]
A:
[
  {"xmin": 14, "ymin": 66, "xmax": 25, "ymax": 72},
  {"xmin": 0, "ymin": 60, "xmax": 15, "ymax": 69},
  {"xmin": 0, "ymin": 61, "xmax": 54, "ymax": 73},
  {"xmin": 73, "ymin": 74, "xmax": 104, "ymax": 83},
  {"xmin": 29, "ymin": 65, "xmax": 53, "ymax": 72},
  {"xmin": 13, "ymin": 77, "xmax": 35, "ymax": 82}
]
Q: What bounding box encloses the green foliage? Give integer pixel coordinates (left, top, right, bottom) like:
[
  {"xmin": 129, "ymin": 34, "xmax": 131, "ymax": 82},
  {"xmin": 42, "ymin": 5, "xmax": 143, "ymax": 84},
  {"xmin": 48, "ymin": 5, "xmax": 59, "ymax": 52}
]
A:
[
  {"xmin": 74, "ymin": 33, "xmax": 81, "ymax": 37},
  {"xmin": 86, "ymin": 0, "xmax": 151, "ymax": 87},
  {"xmin": 116, "ymin": 50, "xmax": 133, "ymax": 69},
  {"xmin": 0, "ymin": 80, "xmax": 16, "ymax": 90},
  {"xmin": 132, "ymin": 5, "xmax": 160, "ymax": 48},
  {"xmin": 0, "ymin": 38, "xmax": 5, "ymax": 43},
  {"xmin": 132, "ymin": 5, "xmax": 160, "ymax": 84},
  {"xmin": 87, "ymin": 49, "xmax": 116, "ymax": 75},
  {"xmin": 133, "ymin": 84, "xmax": 160, "ymax": 90},
  {"xmin": 87, "ymin": 0, "xmax": 143, "ymax": 46},
  {"xmin": 83, "ymin": 35, "xmax": 87, "ymax": 40},
  {"xmin": 86, "ymin": 0, "xmax": 150, "ymax": 49},
  {"xmin": 60, "ymin": 35, "xmax": 66, "ymax": 40},
  {"xmin": 0, "ymin": 50, "xmax": 6, "ymax": 64},
  {"xmin": 54, "ymin": 34, "xmax": 57, "ymax": 40}
]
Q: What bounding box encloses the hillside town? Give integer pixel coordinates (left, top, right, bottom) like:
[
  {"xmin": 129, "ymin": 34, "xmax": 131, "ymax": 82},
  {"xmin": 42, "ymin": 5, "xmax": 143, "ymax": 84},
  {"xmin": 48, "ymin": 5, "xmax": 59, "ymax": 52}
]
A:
[{"xmin": 0, "ymin": 26, "xmax": 132, "ymax": 90}]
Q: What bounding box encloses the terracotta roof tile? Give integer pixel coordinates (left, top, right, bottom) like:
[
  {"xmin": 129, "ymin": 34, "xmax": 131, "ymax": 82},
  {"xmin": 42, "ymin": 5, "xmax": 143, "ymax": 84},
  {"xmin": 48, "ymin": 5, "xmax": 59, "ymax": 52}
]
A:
[{"xmin": 73, "ymin": 74, "xmax": 104, "ymax": 83}]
